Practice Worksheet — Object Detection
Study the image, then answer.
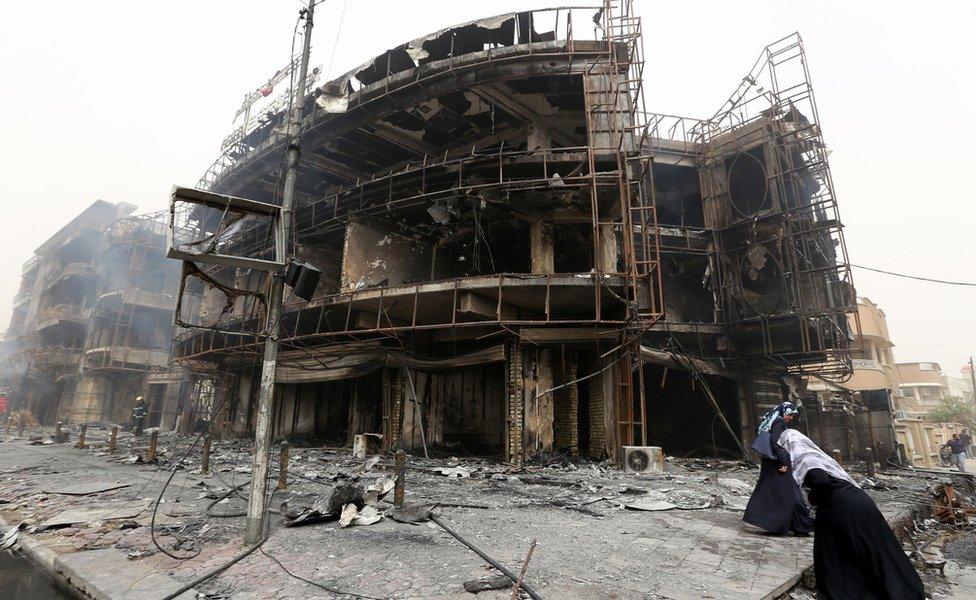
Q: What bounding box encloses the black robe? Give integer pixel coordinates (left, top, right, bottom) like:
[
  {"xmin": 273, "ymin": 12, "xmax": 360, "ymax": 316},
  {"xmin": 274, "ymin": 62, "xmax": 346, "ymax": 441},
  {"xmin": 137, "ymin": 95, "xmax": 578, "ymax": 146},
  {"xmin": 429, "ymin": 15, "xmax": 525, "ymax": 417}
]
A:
[
  {"xmin": 804, "ymin": 468, "xmax": 924, "ymax": 600},
  {"xmin": 743, "ymin": 418, "xmax": 813, "ymax": 534}
]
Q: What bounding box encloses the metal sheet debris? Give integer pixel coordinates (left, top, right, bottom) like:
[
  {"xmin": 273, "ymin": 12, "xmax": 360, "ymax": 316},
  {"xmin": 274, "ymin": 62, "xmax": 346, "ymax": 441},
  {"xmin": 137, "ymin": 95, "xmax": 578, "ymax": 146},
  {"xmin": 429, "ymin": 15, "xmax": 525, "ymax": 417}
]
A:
[
  {"xmin": 283, "ymin": 483, "xmax": 365, "ymax": 527},
  {"xmin": 365, "ymin": 476, "xmax": 395, "ymax": 505},
  {"xmin": 388, "ymin": 502, "xmax": 434, "ymax": 524},
  {"xmin": 339, "ymin": 504, "xmax": 383, "ymax": 527},
  {"xmin": 666, "ymin": 489, "xmax": 718, "ymax": 510},
  {"xmin": 437, "ymin": 466, "xmax": 472, "ymax": 478}
]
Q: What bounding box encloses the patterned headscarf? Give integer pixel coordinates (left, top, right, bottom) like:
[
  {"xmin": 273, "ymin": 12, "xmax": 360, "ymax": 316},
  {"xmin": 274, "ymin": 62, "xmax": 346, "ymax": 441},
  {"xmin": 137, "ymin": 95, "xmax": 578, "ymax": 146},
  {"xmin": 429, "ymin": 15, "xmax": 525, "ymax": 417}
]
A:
[
  {"xmin": 778, "ymin": 428, "xmax": 860, "ymax": 490},
  {"xmin": 756, "ymin": 401, "xmax": 799, "ymax": 436}
]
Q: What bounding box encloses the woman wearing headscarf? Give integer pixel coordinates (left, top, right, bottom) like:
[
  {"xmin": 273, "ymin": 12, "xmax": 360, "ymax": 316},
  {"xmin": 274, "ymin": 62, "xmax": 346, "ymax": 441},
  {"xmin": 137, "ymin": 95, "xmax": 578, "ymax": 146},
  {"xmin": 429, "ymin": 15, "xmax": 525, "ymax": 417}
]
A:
[
  {"xmin": 778, "ymin": 429, "xmax": 924, "ymax": 600},
  {"xmin": 743, "ymin": 401, "xmax": 813, "ymax": 535}
]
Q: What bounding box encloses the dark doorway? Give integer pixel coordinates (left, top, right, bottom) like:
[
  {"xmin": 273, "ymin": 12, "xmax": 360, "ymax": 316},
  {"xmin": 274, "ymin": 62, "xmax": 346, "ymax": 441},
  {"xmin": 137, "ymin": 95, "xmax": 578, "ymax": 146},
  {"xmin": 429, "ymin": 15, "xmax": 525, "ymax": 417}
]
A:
[
  {"xmin": 643, "ymin": 364, "xmax": 741, "ymax": 458},
  {"xmin": 146, "ymin": 383, "xmax": 166, "ymax": 428}
]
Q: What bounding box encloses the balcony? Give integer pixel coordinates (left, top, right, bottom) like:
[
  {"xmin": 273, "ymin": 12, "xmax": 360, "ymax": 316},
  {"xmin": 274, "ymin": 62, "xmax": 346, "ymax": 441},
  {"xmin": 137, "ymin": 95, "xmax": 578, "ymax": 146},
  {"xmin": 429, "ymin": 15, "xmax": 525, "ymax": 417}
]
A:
[
  {"xmin": 30, "ymin": 347, "xmax": 83, "ymax": 369},
  {"xmin": 172, "ymin": 273, "xmax": 634, "ymax": 361},
  {"xmin": 48, "ymin": 262, "xmax": 97, "ymax": 287},
  {"xmin": 84, "ymin": 346, "xmax": 171, "ymax": 371},
  {"xmin": 35, "ymin": 304, "xmax": 90, "ymax": 332},
  {"xmin": 97, "ymin": 288, "xmax": 176, "ymax": 312},
  {"xmin": 11, "ymin": 290, "xmax": 32, "ymax": 308}
]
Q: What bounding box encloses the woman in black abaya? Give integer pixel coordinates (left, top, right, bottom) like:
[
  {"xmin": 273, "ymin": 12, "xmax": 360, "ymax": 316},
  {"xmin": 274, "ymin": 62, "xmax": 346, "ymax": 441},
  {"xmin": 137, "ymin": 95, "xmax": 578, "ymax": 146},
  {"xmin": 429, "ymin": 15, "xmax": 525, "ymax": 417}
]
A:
[
  {"xmin": 776, "ymin": 429, "xmax": 924, "ymax": 600},
  {"xmin": 742, "ymin": 402, "xmax": 813, "ymax": 535}
]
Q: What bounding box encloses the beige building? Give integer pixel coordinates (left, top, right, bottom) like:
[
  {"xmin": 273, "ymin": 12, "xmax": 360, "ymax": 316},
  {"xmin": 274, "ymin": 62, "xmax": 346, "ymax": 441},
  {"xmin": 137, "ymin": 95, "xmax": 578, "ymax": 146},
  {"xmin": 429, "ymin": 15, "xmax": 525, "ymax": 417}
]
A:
[
  {"xmin": 806, "ymin": 298, "xmax": 962, "ymax": 467},
  {"xmin": 803, "ymin": 298, "xmax": 898, "ymax": 461},
  {"xmin": 894, "ymin": 361, "xmax": 961, "ymax": 467},
  {"xmin": 944, "ymin": 374, "xmax": 974, "ymax": 403},
  {"xmin": 847, "ymin": 298, "xmax": 899, "ymax": 393}
]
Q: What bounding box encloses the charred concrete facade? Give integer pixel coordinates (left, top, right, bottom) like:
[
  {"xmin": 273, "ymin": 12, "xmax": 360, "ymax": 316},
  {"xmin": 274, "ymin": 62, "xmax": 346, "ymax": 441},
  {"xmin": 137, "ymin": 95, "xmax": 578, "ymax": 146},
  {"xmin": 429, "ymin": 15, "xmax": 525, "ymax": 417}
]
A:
[
  {"xmin": 171, "ymin": 6, "xmax": 856, "ymax": 463},
  {"xmin": 3, "ymin": 204, "xmax": 188, "ymax": 428}
]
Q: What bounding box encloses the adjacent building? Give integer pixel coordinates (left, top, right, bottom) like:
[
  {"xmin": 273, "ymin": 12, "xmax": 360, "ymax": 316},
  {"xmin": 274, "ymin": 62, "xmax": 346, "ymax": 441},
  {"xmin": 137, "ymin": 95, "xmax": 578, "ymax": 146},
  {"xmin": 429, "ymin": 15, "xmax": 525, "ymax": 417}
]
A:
[
  {"xmin": 893, "ymin": 361, "xmax": 963, "ymax": 466},
  {"xmin": 944, "ymin": 374, "xmax": 974, "ymax": 404},
  {"xmin": 804, "ymin": 297, "xmax": 898, "ymax": 460},
  {"xmin": 2, "ymin": 203, "xmax": 188, "ymax": 428}
]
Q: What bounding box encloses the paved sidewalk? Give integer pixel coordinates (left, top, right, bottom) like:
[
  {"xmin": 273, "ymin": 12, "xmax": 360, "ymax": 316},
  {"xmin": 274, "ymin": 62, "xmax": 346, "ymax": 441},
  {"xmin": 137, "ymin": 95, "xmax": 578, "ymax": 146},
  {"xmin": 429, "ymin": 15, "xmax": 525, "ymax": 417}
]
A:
[{"xmin": 0, "ymin": 430, "xmax": 952, "ymax": 599}]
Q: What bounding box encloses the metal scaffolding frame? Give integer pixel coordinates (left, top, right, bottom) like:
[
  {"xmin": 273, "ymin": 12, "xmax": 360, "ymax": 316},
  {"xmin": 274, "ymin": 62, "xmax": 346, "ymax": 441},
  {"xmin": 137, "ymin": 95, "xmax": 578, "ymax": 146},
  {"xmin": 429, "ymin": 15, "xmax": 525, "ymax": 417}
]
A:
[
  {"xmin": 171, "ymin": 3, "xmax": 663, "ymax": 380},
  {"xmin": 688, "ymin": 33, "xmax": 857, "ymax": 377}
]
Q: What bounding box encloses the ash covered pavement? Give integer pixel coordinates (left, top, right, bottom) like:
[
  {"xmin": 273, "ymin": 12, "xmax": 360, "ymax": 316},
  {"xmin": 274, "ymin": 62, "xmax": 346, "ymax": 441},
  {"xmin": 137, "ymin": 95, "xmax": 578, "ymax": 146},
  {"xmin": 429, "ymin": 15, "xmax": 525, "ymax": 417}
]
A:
[{"xmin": 2, "ymin": 425, "xmax": 975, "ymax": 599}]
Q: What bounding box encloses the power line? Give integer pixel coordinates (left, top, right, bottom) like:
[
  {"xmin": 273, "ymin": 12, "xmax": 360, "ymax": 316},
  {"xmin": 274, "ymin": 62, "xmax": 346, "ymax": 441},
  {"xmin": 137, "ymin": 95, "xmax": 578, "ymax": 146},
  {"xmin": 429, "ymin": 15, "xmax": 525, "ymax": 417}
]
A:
[
  {"xmin": 851, "ymin": 264, "xmax": 976, "ymax": 286},
  {"xmin": 326, "ymin": 0, "xmax": 348, "ymax": 77}
]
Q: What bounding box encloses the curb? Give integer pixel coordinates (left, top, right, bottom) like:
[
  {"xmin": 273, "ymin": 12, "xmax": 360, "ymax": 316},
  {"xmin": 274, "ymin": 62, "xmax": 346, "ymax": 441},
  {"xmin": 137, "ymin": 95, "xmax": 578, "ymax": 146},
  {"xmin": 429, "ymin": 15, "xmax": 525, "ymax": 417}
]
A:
[{"xmin": 1, "ymin": 512, "xmax": 194, "ymax": 599}]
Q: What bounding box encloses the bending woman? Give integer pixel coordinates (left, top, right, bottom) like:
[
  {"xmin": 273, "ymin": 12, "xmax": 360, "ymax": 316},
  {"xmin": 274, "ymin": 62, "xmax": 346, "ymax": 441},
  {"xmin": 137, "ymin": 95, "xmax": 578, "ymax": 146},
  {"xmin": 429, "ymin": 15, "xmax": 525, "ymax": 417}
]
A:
[
  {"xmin": 778, "ymin": 429, "xmax": 924, "ymax": 600},
  {"xmin": 743, "ymin": 402, "xmax": 813, "ymax": 535}
]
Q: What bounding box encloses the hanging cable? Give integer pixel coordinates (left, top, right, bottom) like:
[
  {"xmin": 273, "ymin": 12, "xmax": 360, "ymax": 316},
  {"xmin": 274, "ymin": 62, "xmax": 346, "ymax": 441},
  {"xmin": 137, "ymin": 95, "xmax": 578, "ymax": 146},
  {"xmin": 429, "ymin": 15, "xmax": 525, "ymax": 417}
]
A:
[
  {"xmin": 326, "ymin": 0, "xmax": 349, "ymax": 77},
  {"xmin": 851, "ymin": 264, "xmax": 976, "ymax": 286}
]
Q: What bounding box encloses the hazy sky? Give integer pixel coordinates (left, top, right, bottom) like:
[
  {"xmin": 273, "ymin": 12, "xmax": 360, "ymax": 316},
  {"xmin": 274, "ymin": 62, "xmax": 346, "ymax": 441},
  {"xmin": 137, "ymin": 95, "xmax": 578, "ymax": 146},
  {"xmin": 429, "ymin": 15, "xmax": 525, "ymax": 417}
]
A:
[{"xmin": 1, "ymin": 1, "xmax": 973, "ymax": 375}]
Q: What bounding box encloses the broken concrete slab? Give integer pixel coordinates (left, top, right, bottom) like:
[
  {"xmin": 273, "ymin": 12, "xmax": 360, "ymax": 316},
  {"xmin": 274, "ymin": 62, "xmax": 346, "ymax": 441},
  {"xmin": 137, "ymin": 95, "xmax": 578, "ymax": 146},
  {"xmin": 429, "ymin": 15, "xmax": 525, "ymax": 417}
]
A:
[
  {"xmin": 717, "ymin": 477, "xmax": 753, "ymax": 495},
  {"xmin": 666, "ymin": 489, "xmax": 717, "ymax": 510},
  {"xmin": 38, "ymin": 500, "xmax": 152, "ymax": 530},
  {"xmin": 55, "ymin": 547, "xmax": 194, "ymax": 599}
]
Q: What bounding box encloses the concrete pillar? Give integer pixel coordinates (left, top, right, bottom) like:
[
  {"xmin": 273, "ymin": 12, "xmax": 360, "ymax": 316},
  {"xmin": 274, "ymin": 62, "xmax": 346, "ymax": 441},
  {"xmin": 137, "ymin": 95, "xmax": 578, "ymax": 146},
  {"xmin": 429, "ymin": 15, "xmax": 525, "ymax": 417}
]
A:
[
  {"xmin": 160, "ymin": 381, "xmax": 183, "ymax": 432},
  {"xmin": 523, "ymin": 347, "xmax": 554, "ymax": 457},
  {"xmin": 212, "ymin": 383, "xmax": 232, "ymax": 439},
  {"xmin": 583, "ymin": 70, "xmax": 633, "ymax": 155},
  {"xmin": 235, "ymin": 372, "xmax": 253, "ymax": 433},
  {"xmin": 595, "ymin": 224, "xmax": 619, "ymax": 273},
  {"xmin": 527, "ymin": 122, "xmax": 551, "ymax": 151},
  {"xmin": 67, "ymin": 375, "xmax": 109, "ymax": 424},
  {"xmin": 530, "ymin": 221, "xmax": 554, "ymax": 274}
]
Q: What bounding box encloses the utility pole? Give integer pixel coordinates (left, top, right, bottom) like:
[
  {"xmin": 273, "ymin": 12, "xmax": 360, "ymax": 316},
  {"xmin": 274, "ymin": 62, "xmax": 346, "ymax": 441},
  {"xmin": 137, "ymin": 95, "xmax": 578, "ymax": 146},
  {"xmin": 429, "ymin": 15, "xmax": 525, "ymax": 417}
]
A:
[{"xmin": 244, "ymin": 0, "xmax": 315, "ymax": 545}]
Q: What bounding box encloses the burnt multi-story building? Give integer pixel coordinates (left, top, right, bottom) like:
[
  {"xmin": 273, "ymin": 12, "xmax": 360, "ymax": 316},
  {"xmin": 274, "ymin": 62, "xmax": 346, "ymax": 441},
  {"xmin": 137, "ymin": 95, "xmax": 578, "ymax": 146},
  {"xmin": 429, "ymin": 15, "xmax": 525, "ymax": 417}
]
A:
[
  {"xmin": 69, "ymin": 211, "xmax": 186, "ymax": 428},
  {"xmin": 3, "ymin": 204, "xmax": 188, "ymax": 428},
  {"xmin": 170, "ymin": 4, "xmax": 856, "ymax": 462},
  {"xmin": 3, "ymin": 200, "xmax": 133, "ymax": 423}
]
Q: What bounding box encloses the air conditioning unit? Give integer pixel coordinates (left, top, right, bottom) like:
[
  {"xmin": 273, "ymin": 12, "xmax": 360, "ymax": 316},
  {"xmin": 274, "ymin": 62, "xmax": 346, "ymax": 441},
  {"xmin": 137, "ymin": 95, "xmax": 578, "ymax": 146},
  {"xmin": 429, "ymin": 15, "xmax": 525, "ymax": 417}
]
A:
[
  {"xmin": 623, "ymin": 446, "xmax": 664, "ymax": 474},
  {"xmin": 894, "ymin": 410, "xmax": 909, "ymax": 420}
]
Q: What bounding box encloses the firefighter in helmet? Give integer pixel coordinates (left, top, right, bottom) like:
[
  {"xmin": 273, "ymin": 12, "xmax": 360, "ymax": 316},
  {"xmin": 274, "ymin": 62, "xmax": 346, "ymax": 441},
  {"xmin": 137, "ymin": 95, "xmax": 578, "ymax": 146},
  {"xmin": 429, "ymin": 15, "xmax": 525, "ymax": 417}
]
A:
[{"xmin": 131, "ymin": 396, "xmax": 148, "ymax": 436}]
